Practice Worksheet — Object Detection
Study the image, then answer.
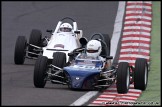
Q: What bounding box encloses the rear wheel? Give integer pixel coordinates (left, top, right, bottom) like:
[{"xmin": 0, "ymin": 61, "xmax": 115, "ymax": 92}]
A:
[
  {"xmin": 33, "ymin": 56, "xmax": 48, "ymax": 88},
  {"xmin": 14, "ymin": 36, "xmax": 27, "ymax": 64},
  {"xmin": 134, "ymin": 58, "xmax": 148, "ymax": 90},
  {"xmin": 116, "ymin": 62, "xmax": 130, "ymax": 93},
  {"xmin": 28, "ymin": 29, "xmax": 42, "ymax": 57},
  {"xmin": 102, "ymin": 34, "xmax": 111, "ymax": 56}
]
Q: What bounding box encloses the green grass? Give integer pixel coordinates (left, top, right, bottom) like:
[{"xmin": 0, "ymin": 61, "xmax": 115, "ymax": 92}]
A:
[{"xmin": 135, "ymin": 2, "xmax": 161, "ymax": 106}]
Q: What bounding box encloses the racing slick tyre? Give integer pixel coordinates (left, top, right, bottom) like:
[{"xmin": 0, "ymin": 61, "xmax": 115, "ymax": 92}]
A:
[
  {"xmin": 14, "ymin": 36, "xmax": 27, "ymax": 64},
  {"xmin": 51, "ymin": 52, "xmax": 66, "ymax": 83},
  {"xmin": 116, "ymin": 62, "xmax": 130, "ymax": 93},
  {"xmin": 28, "ymin": 29, "xmax": 42, "ymax": 57},
  {"xmin": 102, "ymin": 34, "xmax": 111, "ymax": 56},
  {"xmin": 134, "ymin": 58, "xmax": 148, "ymax": 90},
  {"xmin": 33, "ymin": 56, "xmax": 48, "ymax": 88}
]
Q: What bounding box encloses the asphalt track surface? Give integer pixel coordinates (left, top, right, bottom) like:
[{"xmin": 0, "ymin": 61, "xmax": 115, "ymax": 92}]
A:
[{"xmin": 2, "ymin": 1, "xmax": 119, "ymax": 106}]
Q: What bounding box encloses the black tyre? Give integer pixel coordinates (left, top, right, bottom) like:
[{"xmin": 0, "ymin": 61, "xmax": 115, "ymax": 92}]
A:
[
  {"xmin": 102, "ymin": 34, "xmax": 111, "ymax": 56},
  {"xmin": 28, "ymin": 29, "xmax": 42, "ymax": 57},
  {"xmin": 116, "ymin": 62, "xmax": 130, "ymax": 93},
  {"xmin": 51, "ymin": 52, "xmax": 66, "ymax": 82},
  {"xmin": 33, "ymin": 56, "xmax": 48, "ymax": 88},
  {"xmin": 14, "ymin": 36, "xmax": 27, "ymax": 64},
  {"xmin": 134, "ymin": 58, "xmax": 148, "ymax": 90},
  {"xmin": 52, "ymin": 52, "xmax": 66, "ymax": 69}
]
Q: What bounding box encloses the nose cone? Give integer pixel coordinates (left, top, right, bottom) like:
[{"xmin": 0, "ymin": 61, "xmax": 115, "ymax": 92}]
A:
[
  {"xmin": 64, "ymin": 66, "xmax": 100, "ymax": 89},
  {"xmin": 70, "ymin": 76, "xmax": 85, "ymax": 88}
]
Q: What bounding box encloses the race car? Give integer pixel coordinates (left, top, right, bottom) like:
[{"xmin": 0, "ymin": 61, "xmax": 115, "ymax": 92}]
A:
[
  {"xmin": 33, "ymin": 33, "xmax": 149, "ymax": 94},
  {"xmin": 14, "ymin": 17, "xmax": 83, "ymax": 66}
]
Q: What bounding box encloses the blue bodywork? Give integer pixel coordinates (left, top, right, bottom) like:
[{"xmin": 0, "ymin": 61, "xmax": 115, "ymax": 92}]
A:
[{"xmin": 63, "ymin": 58, "xmax": 103, "ymax": 89}]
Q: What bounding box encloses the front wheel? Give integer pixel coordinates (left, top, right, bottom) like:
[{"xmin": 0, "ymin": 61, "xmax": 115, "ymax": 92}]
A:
[
  {"xmin": 116, "ymin": 62, "xmax": 130, "ymax": 94},
  {"xmin": 33, "ymin": 56, "xmax": 48, "ymax": 88},
  {"xmin": 14, "ymin": 36, "xmax": 27, "ymax": 64},
  {"xmin": 134, "ymin": 58, "xmax": 148, "ymax": 90}
]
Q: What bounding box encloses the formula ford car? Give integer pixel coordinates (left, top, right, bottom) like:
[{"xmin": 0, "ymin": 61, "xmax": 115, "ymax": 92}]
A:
[
  {"xmin": 33, "ymin": 33, "xmax": 149, "ymax": 93},
  {"xmin": 14, "ymin": 17, "xmax": 83, "ymax": 66}
]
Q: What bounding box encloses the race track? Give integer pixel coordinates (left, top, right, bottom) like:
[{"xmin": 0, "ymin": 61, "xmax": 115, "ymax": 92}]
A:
[{"xmin": 2, "ymin": 1, "xmax": 119, "ymax": 105}]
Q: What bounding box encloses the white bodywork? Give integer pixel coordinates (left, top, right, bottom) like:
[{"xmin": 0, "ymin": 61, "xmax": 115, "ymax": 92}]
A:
[{"xmin": 42, "ymin": 21, "xmax": 83, "ymax": 62}]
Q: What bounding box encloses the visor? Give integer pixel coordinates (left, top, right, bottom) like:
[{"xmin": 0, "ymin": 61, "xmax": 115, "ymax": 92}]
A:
[
  {"xmin": 87, "ymin": 50, "xmax": 98, "ymax": 53},
  {"xmin": 60, "ymin": 27, "xmax": 71, "ymax": 32}
]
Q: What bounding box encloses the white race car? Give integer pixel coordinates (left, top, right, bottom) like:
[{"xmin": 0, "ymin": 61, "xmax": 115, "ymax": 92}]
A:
[{"xmin": 14, "ymin": 17, "xmax": 85, "ymax": 67}]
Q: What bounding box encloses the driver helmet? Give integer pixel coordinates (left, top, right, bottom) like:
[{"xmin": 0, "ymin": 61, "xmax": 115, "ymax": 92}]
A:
[
  {"xmin": 60, "ymin": 23, "xmax": 72, "ymax": 32},
  {"xmin": 86, "ymin": 40, "xmax": 102, "ymax": 58}
]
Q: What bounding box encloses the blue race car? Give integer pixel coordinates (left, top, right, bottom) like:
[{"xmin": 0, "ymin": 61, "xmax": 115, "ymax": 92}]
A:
[{"xmin": 33, "ymin": 33, "xmax": 149, "ymax": 93}]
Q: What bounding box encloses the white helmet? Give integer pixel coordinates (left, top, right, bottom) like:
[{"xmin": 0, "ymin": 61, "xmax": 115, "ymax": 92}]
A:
[
  {"xmin": 60, "ymin": 23, "xmax": 72, "ymax": 32},
  {"xmin": 86, "ymin": 40, "xmax": 102, "ymax": 58}
]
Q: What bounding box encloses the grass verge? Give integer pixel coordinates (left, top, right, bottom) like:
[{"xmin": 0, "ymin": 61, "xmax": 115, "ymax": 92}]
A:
[{"xmin": 135, "ymin": 1, "xmax": 161, "ymax": 106}]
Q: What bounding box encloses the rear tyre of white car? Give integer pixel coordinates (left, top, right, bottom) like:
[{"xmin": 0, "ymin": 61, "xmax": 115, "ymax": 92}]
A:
[
  {"xmin": 28, "ymin": 29, "xmax": 42, "ymax": 57},
  {"xmin": 134, "ymin": 58, "xmax": 148, "ymax": 90},
  {"xmin": 34, "ymin": 56, "xmax": 48, "ymax": 88},
  {"xmin": 116, "ymin": 62, "xmax": 130, "ymax": 94},
  {"xmin": 51, "ymin": 52, "xmax": 66, "ymax": 82},
  {"xmin": 102, "ymin": 34, "xmax": 111, "ymax": 56},
  {"xmin": 14, "ymin": 36, "xmax": 27, "ymax": 64}
]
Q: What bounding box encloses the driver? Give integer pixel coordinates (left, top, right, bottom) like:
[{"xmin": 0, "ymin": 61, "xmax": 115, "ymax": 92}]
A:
[
  {"xmin": 59, "ymin": 23, "xmax": 72, "ymax": 32},
  {"xmin": 85, "ymin": 40, "xmax": 111, "ymax": 69},
  {"xmin": 86, "ymin": 40, "xmax": 103, "ymax": 60},
  {"xmin": 73, "ymin": 39, "xmax": 111, "ymax": 69}
]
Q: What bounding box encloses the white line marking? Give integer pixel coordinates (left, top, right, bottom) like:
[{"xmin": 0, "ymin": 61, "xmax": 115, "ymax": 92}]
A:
[
  {"xmin": 120, "ymin": 54, "xmax": 150, "ymax": 59},
  {"xmin": 126, "ymin": 11, "xmax": 152, "ymax": 14},
  {"xmin": 121, "ymin": 96, "xmax": 138, "ymax": 100},
  {"xmin": 70, "ymin": 91, "xmax": 98, "ymax": 106},
  {"xmin": 121, "ymin": 43, "xmax": 150, "ymax": 47},
  {"xmin": 100, "ymin": 95, "xmax": 117, "ymax": 98},
  {"xmin": 120, "ymin": 48, "xmax": 150, "ymax": 53},
  {"xmin": 129, "ymin": 89, "xmax": 142, "ymax": 92},
  {"xmin": 127, "ymin": 1, "xmax": 152, "ymax": 4},
  {"xmin": 110, "ymin": 1, "xmax": 126, "ymax": 62},
  {"xmin": 92, "ymin": 100, "xmax": 106, "ymax": 104},
  {"xmin": 122, "ymin": 37, "xmax": 150, "ymax": 41},
  {"xmin": 125, "ymin": 16, "xmax": 152, "ymax": 20},
  {"xmin": 103, "ymin": 92, "xmax": 141, "ymax": 97},
  {"xmin": 124, "ymin": 26, "xmax": 151, "ymax": 31},
  {"xmin": 123, "ymin": 31, "xmax": 151, "ymax": 36},
  {"xmin": 126, "ymin": 5, "xmax": 152, "ymax": 10},
  {"xmin": 118, "ymin": 99, "xmax": 136, "ymax": 102},
  {"xmin": 96, "ymin": 97, "xmax": 114, "ymax": 101},
  {"xmin": 124, "ymin": 20, "xmax": 152, "ymax": 25}
]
